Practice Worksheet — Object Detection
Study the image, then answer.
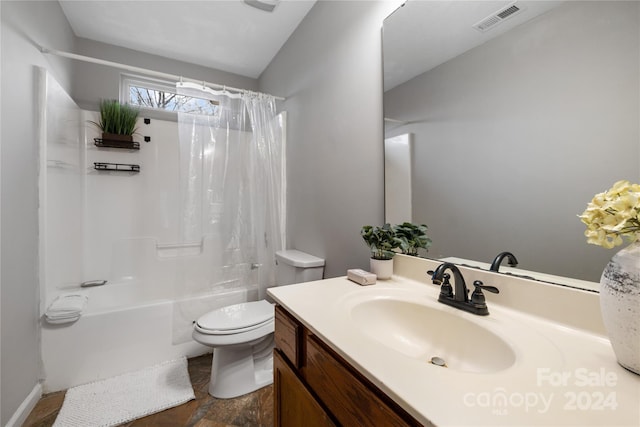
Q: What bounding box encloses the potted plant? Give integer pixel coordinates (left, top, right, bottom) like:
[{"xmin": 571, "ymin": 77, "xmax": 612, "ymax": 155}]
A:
[
  {"xmin": 89, "ymin": 99, "xmax": 140, "ymax": 146},
  {"xmin": 393, "ymin": 222, "xmax": 432, "ymax": 256},
  {"xmin": 579, "ymin": 180, "xmax": 640, "ymax": 374},
  {"xmin": 361, "ymin": 223, "xmax": 401, "ymax": 279}
]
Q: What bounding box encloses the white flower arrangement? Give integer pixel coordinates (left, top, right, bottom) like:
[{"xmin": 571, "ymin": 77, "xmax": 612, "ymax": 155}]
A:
[{"xmin": 579, "ymin": 180, "xmax": 640, "ymax": 249}]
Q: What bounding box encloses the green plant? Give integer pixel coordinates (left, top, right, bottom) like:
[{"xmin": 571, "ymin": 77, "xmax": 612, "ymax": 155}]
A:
[
  {"xmin": 393, "ymin": 222, "xmax": 432, "ymax": 256},
  {"xmin": 89, "ymin": 99, "xmax": 140, "ymax": 136},
  {"xmin": 361, "ymin": 224, "xmax": 401, "ymax": 260}
]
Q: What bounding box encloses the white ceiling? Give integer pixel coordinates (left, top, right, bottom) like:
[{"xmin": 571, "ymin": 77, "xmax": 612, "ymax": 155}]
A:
[
  {"xmin": 383, "ymin": 1, "xmax": 564, "ymax": 90},
  {"xmin": 59, "ymin": 0, "xmax": 316, "ymax": 79},
  {"xmin": 59, "ymin": 1, "xmax": 564, "ymax": 86}
]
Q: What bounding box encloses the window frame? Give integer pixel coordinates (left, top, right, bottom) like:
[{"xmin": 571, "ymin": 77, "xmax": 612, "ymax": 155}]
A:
[{"xmin": 120, "ymin": 74, "xmax": 218, "ymax": 120}]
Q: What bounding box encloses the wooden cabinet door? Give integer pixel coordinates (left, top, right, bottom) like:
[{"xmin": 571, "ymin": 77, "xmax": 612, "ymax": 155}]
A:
[
  {"xmin": 274, "ymin": 349, "xmax": 336, "ymax": 427},
  {"xmin": 275, "ymin": 305, "xmax": 301, "ymax": 367},
  {"xmin": 305, "ymin": 335, "xmax": 421, "ymax": 427}
]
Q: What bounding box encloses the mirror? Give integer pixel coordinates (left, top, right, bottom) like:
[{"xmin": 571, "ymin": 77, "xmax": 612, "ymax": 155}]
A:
[{"xmin": 383, "ymin": 1, "xmax": 639, "ymax": 291}]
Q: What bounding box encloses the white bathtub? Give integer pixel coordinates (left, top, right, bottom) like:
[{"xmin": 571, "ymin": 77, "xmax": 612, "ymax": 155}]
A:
[{"xmin": 41, "ymin": 280, "xmax": 257, "ymax": 392}]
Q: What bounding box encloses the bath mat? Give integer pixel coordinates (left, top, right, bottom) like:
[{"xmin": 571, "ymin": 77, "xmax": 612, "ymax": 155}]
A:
[{"xmin": 53, "ymin": 357, "xmax": 195, "ymax": 427}]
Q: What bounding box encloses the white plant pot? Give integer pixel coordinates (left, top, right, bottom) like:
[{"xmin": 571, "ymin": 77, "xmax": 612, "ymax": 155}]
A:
[
  {"xmin": 599, "ymin": 241, "xmax": 640, "ymax": 375},
  {"xmin": 370, "ymin": 258, "xmax": 393, "ymax": 280}
]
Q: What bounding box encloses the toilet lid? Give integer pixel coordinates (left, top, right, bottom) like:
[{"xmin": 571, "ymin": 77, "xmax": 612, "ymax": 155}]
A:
[{"xmin": 196, "ymin": 300, "xmax": 274, "ymax": 333}]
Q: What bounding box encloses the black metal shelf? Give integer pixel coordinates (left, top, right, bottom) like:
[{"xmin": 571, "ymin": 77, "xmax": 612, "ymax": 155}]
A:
[
  {"xmin": 94, "ymin": 162, "xmax": 140, "ymax": 173},
  {"xmin": 94, "ymin": 138, "xmax": 140, "ymax": 150}
]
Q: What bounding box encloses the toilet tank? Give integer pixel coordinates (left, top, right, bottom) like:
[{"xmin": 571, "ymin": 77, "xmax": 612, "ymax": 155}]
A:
[{"xmin": 275, "ymin": 250, "xmax": 325, "ymax": 286}]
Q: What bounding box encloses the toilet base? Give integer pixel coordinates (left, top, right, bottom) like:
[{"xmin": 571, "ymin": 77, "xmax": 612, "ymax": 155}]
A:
[{"xmin": 208, "ymin": 334, "xmax": 274, "ymax": 399}]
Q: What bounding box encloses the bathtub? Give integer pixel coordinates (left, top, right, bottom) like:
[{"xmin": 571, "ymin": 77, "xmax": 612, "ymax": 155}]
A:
[{"xmin": 41, "ymin": 279, "xmax": 258, "ymax": 392}]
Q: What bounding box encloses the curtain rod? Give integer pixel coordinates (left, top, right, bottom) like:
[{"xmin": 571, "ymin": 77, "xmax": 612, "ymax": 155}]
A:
[{"xmin": 40, "ymin": 46, "xmax": 286, "ymax": 101}]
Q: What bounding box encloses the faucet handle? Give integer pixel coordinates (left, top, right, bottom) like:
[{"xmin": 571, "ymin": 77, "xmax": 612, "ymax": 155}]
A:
[
  {"xmin": 470, "ymin": 280, "xmax": 499, "ymax": 306},
  {"xmin": 428, "ymin": 270, "xmax": 454, "ymax": 297},
  {"xmin": 472, "ymin": 280, "xmax": 499, "ymax": 294},
  {"xmin": 439, "ymin": 273, "xmax": 454, "ymax": 298},
  {"xmin": 427, "ymin": 270, "xmax": 449, "ymax": 283}
]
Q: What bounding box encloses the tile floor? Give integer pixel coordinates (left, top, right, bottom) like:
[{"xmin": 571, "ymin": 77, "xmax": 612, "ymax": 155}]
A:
[{"xmin": 23, "ymin": 354, "xmax": 274, "ymax": 427}]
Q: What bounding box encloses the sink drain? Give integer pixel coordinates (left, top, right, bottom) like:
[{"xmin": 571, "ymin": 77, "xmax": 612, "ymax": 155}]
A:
[{"xmin": 430, "ymin": 356, "xmax": 447, "ymax": 367}]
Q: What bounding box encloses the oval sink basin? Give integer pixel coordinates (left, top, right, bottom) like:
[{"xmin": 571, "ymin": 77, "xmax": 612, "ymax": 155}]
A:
[{"xmin": 350, "ymin": 298, "xmax": 516, "ymax": 374}]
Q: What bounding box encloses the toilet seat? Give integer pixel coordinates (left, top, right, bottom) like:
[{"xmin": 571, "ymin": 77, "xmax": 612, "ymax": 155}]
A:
[{"xmin": 195, "ymin": 300, "xmax": 274, "ymax": 335}]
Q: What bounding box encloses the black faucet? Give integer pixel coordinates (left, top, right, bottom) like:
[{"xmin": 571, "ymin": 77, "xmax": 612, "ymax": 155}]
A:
[
  {"xmin": 490, "ymin": 251, "xmax": 518, "ymax": 272},
  {"xmin": 431, "ymin": 263, "xmax": 468, "ymax": 303},
  {"xmin": 430, "ymin": 262, "xmax": 499, "ymax": 315}
]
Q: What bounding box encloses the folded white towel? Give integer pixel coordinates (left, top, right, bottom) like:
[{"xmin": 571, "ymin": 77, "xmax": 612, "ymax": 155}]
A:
[
  {"xmin": 45, "ymin": 314, "xmax": 81, "ymax": 324},
  {"xmin": 46, "ymin": 294, "xmax": 88, "ymax": 316},
  {"xmin": 46, "ymin": 311, "xmax": 83, "ymax": 320}
]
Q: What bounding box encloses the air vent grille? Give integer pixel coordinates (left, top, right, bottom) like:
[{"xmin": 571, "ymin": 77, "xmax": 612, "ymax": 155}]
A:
[
  {"xmin": 497, "ymin": 5, "xmax": 521, "ymax": 19},
  {"xmin": 473, "ymin": 3, "xmax": 524, "ymax": 32}
]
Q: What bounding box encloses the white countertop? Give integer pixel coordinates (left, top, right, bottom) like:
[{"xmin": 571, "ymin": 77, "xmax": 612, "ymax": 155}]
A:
[{"xmin": 268, "ymin": 272, "xmax": 640, "ymax": 426}]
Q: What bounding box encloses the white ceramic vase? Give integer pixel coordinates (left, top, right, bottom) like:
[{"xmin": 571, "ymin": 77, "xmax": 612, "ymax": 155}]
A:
[
  {"xmin": 370, "ymin": 258, "xmax": 393, "ymax": 280},
  {"xmin": 599, "ymin": 240, "xmax": 640, "ymax": 375}
]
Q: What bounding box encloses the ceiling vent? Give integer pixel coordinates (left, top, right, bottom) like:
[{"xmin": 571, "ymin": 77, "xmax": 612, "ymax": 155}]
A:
[{"xmin": 473, "ymin": 2, "xmax": 525, "ymax": 32}]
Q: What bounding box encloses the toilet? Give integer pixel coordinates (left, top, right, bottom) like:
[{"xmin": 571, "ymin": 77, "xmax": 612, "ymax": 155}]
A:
[{"xmin": 192, "ymin": 249, "xmax": 325, "ymax": 398}]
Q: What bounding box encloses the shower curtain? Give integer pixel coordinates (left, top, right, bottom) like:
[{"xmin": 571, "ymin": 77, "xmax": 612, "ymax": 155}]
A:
[{"xmin": 171, "ymin": 84, "xmax": 285, "ymax": 343}]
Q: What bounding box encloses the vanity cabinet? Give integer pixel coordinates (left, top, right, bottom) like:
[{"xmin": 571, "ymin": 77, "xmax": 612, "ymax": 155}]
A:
[{"xmin": 274, "ymin": 305, "xmax": 423, "ymax": 427}]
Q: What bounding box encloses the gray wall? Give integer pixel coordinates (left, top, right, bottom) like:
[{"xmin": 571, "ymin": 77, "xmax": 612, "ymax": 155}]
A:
[
  {"xmin": 73, "ymin": 38, "xmax": 258, "ymax": 111},
  {"xmin": 384, "ymin": 1, "xmax": 639, "ymax": 281},
  {"xmin": 259, "ymin": 1, "xmax": 400, "ymax": 278},
  {"xmin": 0, "ymin": 5, "xmax": 271, "ymax": 421},
  {"xmin": 0, "ymin": 1, "xmax": 76, "ymax": 424},
  {"xmin": 0, "ymin": 0, "xmax": 400, "ymax": 419}
]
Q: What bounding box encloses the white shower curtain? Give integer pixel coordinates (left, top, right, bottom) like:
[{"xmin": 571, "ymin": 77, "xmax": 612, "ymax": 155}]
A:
[{"xmin": 171, "ymin": 84, "xmax": 285, "ymax": 342}]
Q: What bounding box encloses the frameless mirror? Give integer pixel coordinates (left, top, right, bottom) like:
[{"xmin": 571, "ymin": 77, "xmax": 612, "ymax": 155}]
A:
[{"xmin": 383, "ymin": 1, "xmax": 640, "ymax": 291}]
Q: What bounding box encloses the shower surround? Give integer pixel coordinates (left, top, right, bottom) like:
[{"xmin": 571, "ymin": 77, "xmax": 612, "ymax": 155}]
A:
[{"xmin": 39, "ymin": 70, "xmax": 284, "ymax": 391}]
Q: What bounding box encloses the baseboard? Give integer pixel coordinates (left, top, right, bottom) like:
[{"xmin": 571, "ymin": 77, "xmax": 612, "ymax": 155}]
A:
[{"xmin": 5, "ymin": 382, "xmax": 42, "ymax": 427}]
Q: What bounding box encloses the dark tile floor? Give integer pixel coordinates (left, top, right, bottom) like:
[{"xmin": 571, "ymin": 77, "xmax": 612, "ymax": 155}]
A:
[{"xmin": 23, "ymin": 354, "xmax": 274, "ymax": 427}]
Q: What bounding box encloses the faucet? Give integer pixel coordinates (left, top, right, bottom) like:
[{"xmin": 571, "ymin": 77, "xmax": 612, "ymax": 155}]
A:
[
  {"xmin": 431, "ymin": 263, "xmax": 468, "ymax": 303},
  {"xmin": 430, "ymin": 262, "xmax": 499, "ymax": 315},
  {"xmin": 490, "ymin": 251, "xmax": 518, "ymax": 272}
]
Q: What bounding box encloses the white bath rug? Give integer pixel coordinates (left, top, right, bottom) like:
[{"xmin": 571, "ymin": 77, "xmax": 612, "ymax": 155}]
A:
[{"xmin": 53, "ymin": 357, "xmax": 195, "ymax": 427}]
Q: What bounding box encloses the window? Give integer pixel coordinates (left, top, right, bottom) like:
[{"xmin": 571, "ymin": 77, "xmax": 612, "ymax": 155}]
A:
[{"xmin": 121, "ymin": 75, "xmax": 218, "ymax": 116}]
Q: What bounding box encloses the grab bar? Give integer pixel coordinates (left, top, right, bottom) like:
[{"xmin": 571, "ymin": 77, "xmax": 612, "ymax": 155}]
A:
[
  {"xmin": 156, "ymin": 242, "xmax": 202, "ymax": 249},
  {"xmin": 80, "ymin": 280, "xmax": 107, "ymax": 288},
  {"xmin": 156, "ymin": 241, "xmax": 203, "ymax": 258}
]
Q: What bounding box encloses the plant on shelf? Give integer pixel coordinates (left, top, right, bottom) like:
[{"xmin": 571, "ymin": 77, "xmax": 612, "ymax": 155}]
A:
[
  {"xmin": 89, "ymin": 99, "xmax": 140, "ymax": 143},
  {"xmin": 361, "ymin": 223, "xmax": 401, "ymax": 260},
  {"xmin": 393, "ymin": 222, "xmax": 432, "ymax": 256}
]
